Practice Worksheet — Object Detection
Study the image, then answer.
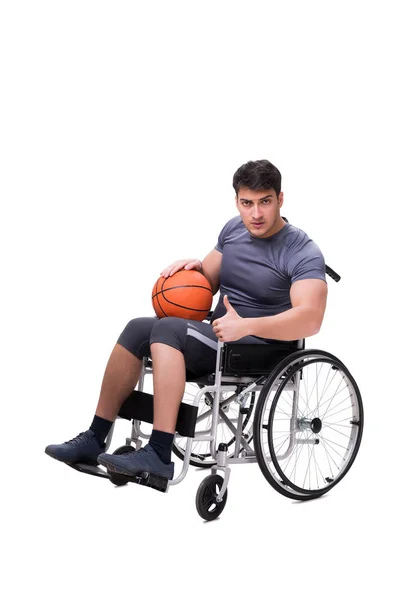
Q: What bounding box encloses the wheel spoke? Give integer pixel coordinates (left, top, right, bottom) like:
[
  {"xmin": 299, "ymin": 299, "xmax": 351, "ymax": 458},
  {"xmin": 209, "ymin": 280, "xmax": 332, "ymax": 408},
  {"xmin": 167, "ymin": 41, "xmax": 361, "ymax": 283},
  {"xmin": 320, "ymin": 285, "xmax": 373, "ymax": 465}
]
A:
[{"xmin": 259, "ymin": 353, "xmax": 362, "ymax": 496}]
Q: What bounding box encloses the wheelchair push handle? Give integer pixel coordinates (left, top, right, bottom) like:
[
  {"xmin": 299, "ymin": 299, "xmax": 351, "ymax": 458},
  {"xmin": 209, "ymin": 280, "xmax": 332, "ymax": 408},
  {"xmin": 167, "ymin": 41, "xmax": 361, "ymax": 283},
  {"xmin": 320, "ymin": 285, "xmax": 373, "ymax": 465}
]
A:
[{"xmin": 325, "ymin": 265, "xmax": 341, "ymax": 282}]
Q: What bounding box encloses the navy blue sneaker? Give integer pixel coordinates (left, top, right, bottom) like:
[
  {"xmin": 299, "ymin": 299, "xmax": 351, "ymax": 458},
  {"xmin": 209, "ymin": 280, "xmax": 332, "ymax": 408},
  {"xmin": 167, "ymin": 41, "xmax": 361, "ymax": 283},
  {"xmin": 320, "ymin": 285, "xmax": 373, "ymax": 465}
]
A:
[
  {"xmin": 45, "ymin": 430, "xmax": 105, "ymax": 465},
  {"xmin": 97, "ymin": 444, "xmax": 174, "ymax": 480}
]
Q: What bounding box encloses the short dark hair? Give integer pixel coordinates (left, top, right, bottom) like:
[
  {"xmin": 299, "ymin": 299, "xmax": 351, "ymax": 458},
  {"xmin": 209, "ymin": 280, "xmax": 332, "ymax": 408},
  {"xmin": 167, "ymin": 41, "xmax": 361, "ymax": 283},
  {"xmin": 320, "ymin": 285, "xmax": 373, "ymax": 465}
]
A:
[{"xmin": 233, "ymin": 159, "xmax": 282, "ymax": 196}]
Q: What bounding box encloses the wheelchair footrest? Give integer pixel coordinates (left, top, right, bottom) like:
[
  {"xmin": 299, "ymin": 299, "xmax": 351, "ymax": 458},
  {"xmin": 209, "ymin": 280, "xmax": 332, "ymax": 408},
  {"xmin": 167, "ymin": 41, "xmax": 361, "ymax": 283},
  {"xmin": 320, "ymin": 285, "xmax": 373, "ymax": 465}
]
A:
[
  {"xmin": 68, "ymin": 462, "xmax": 110, "ymax": 479},
  {"xmin": 109, "ymin": 470, "xmax": 169, "ymax": 492}
]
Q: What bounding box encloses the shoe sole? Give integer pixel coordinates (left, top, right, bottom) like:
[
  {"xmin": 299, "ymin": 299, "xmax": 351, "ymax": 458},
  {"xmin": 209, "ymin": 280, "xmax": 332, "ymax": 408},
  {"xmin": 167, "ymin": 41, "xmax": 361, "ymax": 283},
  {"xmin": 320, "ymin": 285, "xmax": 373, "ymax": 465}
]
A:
[{"xmin": 97, "ymin": 456, "xmax": 173, "ymax": 479}]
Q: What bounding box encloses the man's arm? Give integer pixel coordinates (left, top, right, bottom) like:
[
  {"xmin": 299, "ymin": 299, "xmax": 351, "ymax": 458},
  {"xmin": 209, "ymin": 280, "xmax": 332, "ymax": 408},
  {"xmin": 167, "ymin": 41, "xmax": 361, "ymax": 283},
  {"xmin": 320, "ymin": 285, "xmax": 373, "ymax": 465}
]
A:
[
  {"xmin": 200, "ymin": 249, "xmax": 222, "ymax": 295},
  {"xmin": 244, "ymin": 279, "xmax": 328, "ymax": 341}
]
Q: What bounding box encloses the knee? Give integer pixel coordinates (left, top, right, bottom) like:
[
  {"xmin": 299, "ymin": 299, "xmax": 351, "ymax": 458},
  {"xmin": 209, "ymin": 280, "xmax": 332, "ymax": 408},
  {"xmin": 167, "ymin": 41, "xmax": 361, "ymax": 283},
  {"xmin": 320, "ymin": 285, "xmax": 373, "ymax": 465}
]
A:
[
  {"xmin": 117, "ymin": 317, "xmax": 157, "ymax": 358},
  {"xmin": 150, "ymin": 317, "xmax": 187, "ymax": 353},
  {"xmin": 151, "ymin": 316, "xmax": 186, "ymax": 335},
  {"xmin": 119, "ymin": 317, "xmax": 149, "ymax": 339}
]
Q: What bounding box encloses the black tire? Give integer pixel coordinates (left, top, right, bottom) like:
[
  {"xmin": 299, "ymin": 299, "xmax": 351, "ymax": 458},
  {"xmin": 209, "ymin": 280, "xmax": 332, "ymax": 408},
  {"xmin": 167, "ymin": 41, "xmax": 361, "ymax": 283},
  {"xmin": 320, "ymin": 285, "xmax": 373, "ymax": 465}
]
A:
[
  {"xmin": 254, "ymin": 349, "xmax": 363, "ymax": 500},
  {"xmin": 113, "ymin": 445, "xmax": 135, "ymax": 455},
  {"xmin": 109, "ymin": 473, "xmax": 129, "ymax": 487},
  {"xmin": 268, "ymin": 351, "xmax": 363, "ymax": 496},
  {"xmin": 108, "ymin": 446, "xmax": 135, "ymax": 486},
  {"xmin": 196, "ymin": 474, "xmax": 228, "ymax": 521}
]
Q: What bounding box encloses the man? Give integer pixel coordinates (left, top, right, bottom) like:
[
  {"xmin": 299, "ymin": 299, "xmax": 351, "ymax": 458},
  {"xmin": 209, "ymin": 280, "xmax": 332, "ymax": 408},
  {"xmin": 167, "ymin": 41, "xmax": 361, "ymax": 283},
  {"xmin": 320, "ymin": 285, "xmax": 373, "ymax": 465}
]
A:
[{"xmin": 45, "ymin": 159, "xmax": 327, "ymax": 481}]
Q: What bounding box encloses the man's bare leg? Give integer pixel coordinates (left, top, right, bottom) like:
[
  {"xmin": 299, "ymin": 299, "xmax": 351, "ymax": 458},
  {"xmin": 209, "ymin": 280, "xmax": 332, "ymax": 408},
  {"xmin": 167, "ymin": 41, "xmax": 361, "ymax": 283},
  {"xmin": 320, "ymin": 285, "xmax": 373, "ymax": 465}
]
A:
[
  {"xmin": 94, "ymin": 343, "xmax": 143, "ymax": 421},
  {"xmin": 96, "ymin": 342, "xmax": 184, "ymax": 477},
  {"xmin": 151, "ymin": 342, "xmax": 186, "ymax": 433},
  {"xmin": 45, "ymin": 343, "xmax": 144, "ymax": 464},
  {"xmin": 95, "ymin": 342, "xmax": 186, "ymax": 430}
]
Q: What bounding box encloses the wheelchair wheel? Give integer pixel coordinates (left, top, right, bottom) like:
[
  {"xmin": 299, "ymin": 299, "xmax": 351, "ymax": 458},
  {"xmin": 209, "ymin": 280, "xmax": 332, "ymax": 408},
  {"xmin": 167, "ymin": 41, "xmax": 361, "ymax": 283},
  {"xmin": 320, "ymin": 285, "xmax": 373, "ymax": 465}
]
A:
[
  {"xmin": 173, "ymin": 382, "xmax": 256, "ymax": 468},
  {"xmin": 254, "ymin": 349, "xmax": 363, "ymax": 499},
  {"xmin": 196, "ymin": 474, "xmax": 228, "ymax": 521},
  {"xmin": 113, "ymin": 445, "xmax": 135, "ymax": 455},
  {"xmin": 109, "ymin": 473, "xmax": 129, "ymax": 486},
  {"xmin": 108, "ymin": 446, "xmax": 135, "ymax": 486}
]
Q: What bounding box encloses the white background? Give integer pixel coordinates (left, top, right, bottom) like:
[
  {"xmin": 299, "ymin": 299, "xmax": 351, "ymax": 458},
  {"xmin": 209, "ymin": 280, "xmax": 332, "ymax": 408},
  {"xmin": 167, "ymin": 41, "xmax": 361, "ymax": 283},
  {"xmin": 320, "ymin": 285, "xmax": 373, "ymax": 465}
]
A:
[{"xmin": 1, "ymin": 1, "xmax": 399, "ymax": 598}]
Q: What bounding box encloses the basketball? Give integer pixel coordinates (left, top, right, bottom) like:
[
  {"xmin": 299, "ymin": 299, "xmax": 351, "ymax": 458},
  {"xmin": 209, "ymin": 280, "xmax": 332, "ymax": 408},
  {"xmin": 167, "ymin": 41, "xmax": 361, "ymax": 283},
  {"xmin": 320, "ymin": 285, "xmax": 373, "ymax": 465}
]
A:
[{"xmin": 152, "ymin": 269, "xmax": 213, "ymax": 321}]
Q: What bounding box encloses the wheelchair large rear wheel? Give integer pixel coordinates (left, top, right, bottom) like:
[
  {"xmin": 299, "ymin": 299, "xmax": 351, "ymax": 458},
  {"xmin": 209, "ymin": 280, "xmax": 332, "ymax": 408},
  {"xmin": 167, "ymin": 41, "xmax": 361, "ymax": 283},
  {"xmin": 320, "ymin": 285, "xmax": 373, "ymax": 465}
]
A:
[
  {"xmin": 173, "ymin": 382, "xmax": 256, "ymax": 468},
  {"xmin": 254, "ymin": 349, "xmax": 363, "ymax": 500}
]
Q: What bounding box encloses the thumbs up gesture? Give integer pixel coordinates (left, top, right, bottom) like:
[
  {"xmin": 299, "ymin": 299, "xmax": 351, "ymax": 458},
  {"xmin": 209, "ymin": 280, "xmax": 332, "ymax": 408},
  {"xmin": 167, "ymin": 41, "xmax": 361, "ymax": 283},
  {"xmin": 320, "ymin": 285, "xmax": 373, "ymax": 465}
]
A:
[{"xmin": 212, "ymin": 295, "xmax": 246, "ymax": 342}]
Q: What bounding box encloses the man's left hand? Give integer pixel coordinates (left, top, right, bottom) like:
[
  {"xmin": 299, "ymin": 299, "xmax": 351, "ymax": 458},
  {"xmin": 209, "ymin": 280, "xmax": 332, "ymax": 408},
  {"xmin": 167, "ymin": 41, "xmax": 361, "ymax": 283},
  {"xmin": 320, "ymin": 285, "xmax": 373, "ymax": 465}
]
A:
[{"xmin": 212, "ymin": 295, "xmax": 246, "ymax": 342}]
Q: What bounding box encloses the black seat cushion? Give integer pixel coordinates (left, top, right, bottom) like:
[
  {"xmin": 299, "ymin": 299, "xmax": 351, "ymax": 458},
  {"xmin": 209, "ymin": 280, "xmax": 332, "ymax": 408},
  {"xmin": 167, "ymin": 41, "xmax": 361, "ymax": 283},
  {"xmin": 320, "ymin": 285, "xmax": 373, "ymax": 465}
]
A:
[
  {"xmin": 145, "ymin": 341, "xmax": 301, "ymax": 381},
  {"xmin": 222, "ymin": 341, "xmax": 299, "ymax": 376}
]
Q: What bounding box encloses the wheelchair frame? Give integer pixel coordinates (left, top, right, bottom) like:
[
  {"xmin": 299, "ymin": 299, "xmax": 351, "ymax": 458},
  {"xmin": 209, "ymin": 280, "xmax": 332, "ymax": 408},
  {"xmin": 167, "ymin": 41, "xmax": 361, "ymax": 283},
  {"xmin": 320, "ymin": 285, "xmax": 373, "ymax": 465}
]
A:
[{"xmin": 70, "ymin": 264, "xmax": 363, "ymax": 520}]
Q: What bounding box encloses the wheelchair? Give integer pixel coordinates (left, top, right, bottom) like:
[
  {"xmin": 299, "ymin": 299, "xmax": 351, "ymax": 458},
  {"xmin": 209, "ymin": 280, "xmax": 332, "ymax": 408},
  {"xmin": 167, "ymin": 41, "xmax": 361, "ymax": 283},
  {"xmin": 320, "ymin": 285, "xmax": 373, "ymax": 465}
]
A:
[{"xmin": 70, "ymin": 264, "xmax": 363, "ymax": 521}]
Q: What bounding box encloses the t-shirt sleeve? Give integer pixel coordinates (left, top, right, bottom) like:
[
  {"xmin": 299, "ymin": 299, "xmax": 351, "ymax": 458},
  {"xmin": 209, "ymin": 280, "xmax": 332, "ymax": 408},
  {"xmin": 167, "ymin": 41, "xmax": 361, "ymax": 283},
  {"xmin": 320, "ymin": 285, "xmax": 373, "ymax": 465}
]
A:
[
  {"xmin": 215, "ymin": 219, "xmax": 232, "ymax": 252},
  {"xmin": 286, "ymin": 239, "xmax": 326, "ymax": 284}
]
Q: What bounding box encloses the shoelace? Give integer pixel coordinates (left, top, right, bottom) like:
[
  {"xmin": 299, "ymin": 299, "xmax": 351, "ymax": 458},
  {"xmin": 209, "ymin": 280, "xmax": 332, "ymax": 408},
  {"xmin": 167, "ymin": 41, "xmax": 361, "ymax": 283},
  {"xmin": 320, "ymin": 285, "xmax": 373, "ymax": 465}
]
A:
[{"xmin": 66, "ymin": 432, "xmax": 92, "ymax": 446}]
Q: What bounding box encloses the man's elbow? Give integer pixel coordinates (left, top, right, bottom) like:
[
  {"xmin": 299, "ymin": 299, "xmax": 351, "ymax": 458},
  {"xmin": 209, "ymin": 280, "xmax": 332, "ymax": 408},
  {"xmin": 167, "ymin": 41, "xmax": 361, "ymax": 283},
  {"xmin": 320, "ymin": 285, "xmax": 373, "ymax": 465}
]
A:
[
  {"xmin": 310, "ymin": 323, "xmax": 321, "ymax": 337},
  {"xmin": 309, "ymin": 313, "xmax": 324, "ymax": 336},
  {"xmin": 300, "ymin": 307, "xmax": 324, "ymax": 337}
]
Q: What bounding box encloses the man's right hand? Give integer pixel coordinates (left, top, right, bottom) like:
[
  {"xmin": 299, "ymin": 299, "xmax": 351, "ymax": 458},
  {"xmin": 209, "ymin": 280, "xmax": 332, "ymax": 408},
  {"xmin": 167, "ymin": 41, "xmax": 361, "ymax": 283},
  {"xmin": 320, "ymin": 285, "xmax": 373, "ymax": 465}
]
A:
[{"xmin": 160, "ymin": 259, "xmax": 202, "ymax": 278}]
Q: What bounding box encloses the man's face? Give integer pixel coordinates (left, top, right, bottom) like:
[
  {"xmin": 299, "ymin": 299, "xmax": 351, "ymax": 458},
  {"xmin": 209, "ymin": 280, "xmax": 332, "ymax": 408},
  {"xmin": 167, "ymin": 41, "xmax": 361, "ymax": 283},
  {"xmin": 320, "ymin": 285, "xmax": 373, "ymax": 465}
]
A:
[{"xmin": 236, "ymin": 187, "xmax": 284, "ymax": 238}]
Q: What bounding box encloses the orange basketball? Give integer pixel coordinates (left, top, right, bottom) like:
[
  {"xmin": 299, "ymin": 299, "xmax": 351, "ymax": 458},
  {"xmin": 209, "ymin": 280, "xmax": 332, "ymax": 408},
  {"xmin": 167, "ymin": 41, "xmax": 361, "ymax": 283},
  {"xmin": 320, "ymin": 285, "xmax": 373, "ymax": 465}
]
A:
[{"xmin": 152, "ymin": 269, "xmax": 213, "ymax": 321}]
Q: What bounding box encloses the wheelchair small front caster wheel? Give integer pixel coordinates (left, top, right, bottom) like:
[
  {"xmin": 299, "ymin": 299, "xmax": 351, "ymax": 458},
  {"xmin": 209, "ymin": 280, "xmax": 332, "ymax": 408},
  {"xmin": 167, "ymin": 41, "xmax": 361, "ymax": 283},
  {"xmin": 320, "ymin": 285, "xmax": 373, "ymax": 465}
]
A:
[
  {"xmin": 109, "ymin": 473, "xmax": 129, "ymax": 487},
  {"xmin": 107, "ymin": 446, "xmax": 135, "ymax": 486},
  {"xmin": 112, "ymin": 445, "xmax": 135, "ymax": 455},
  {"xmin": 196, "ymin": 474, "xmax": 228, "ymax": 521}
]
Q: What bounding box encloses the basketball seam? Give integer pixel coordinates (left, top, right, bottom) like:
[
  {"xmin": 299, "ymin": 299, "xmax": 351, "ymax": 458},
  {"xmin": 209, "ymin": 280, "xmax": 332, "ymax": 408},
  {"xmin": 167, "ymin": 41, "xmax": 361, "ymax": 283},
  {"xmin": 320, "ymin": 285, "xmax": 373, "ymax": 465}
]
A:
[
  {"xmin": 155, "ymin": 277, "xmax": 168, "ymax": 317},
  {"xmin": 152, "ymin": 284, "xmax": 212, "ymax": 293},
  {"xmin": 157, "ymin": 278, "xmax": 212, "ymax": 313}
]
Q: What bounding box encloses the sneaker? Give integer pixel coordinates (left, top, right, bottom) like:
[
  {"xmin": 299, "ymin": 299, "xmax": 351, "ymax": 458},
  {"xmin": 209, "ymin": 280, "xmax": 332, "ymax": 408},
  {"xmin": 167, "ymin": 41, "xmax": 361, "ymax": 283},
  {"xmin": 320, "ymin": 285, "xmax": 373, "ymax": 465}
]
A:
[
  {"xmin": 98, "ymin": 444, "xmax": 174, "ymax": 480},
  {"xmin": 45, "ymin": 430, "xmax": 105, "ymax": 465}
]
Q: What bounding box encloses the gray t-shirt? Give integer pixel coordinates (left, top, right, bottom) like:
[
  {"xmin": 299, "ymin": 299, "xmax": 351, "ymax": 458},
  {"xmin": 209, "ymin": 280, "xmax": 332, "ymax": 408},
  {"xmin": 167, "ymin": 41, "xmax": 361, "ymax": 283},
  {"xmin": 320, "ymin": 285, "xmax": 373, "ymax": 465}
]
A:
[{"xmin": 212, "ymin": 216, "xmax": 326, "ymax": 321}]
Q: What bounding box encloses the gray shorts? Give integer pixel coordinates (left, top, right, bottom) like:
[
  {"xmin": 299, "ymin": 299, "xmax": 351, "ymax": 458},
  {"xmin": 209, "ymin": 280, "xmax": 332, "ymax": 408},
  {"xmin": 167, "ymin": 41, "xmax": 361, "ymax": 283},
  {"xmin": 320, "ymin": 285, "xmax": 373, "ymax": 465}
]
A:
[{"xmin": 117, "ymin": 316, "xmax": 294, "ymax": 377}]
